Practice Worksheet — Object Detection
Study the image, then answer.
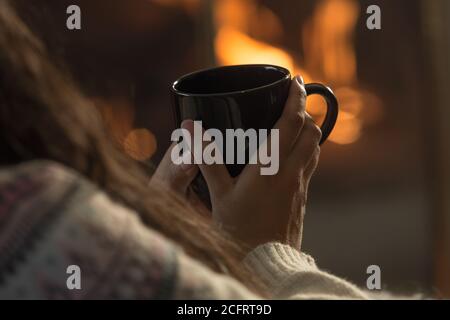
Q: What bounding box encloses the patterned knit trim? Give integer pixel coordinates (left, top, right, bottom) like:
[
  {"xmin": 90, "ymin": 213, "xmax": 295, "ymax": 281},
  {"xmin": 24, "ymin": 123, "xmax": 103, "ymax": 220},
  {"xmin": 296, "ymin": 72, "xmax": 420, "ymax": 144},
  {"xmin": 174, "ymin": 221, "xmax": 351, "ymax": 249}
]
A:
[
  {"xmin": 0, "ymin": 163, "xmax": 80, "ymax": 283},
  {"xmin": 153, "ymin": 246, "xmax": 178, "ymax": 299}
]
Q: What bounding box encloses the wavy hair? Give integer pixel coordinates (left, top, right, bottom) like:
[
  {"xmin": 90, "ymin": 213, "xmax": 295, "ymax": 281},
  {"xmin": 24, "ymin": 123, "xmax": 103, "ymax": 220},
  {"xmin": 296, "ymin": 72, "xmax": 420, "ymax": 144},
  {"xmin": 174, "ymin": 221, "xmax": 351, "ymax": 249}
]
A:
[{"xmin": 0, "ymin": 0, "xmax": 263, "ymax": 295}]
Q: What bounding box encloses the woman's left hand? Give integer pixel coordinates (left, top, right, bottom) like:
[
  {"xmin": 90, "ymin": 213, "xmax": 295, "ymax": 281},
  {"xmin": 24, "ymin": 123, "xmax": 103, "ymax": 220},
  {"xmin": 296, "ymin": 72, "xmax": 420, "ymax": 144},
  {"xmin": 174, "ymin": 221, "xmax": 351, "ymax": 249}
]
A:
[{"xmin": 150, "ymin": 126, "xmax": 202, "ymax": 208}]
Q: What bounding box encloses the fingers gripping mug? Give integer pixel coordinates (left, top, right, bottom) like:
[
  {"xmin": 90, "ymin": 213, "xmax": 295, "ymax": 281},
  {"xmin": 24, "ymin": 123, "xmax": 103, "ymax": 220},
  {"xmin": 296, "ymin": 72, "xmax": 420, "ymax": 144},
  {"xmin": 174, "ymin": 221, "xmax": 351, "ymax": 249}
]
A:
[{"xmin": 171, "ymin": 64, "xmax": 338, "ymax": 208}]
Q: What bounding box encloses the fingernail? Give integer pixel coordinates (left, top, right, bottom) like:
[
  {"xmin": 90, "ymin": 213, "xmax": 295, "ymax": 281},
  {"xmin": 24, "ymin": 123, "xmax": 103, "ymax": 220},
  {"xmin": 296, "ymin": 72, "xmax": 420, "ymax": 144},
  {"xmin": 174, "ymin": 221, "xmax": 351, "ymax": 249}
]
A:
[
  {"xmin": 181, "ymin": 119, "xmax": 193, "ymax": 130},
  {"xmin": 180, "ymin": 162, "xmax": 194, "ymax": 171},
  {"xmin": 296, "ymin": 75, "xmax": 304, "ymax": 85}
]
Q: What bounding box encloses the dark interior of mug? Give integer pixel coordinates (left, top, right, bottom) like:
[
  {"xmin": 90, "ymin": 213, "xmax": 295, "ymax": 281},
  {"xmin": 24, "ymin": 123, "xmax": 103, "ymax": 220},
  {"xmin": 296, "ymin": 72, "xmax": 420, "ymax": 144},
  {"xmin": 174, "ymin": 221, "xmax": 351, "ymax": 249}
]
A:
[{"xmin": 174, "ymin": 65, "xmax": 289, "ymax": 95}]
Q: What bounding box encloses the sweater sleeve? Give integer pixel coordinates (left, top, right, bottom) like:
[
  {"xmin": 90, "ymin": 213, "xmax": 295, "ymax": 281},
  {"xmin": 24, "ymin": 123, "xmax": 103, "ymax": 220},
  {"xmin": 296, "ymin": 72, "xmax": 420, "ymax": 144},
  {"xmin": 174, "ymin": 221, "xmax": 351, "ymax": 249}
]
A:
[
  {"xmin": 0, "ymin": 160, "xmax": 260, "ymax": 299},
  {"xmin": 0, "ymin": 160, "xmax": 368, "ymax": 300},
  {"xmin": 244, "ymin": 243, "xmax": 369, "ymax": 299}
]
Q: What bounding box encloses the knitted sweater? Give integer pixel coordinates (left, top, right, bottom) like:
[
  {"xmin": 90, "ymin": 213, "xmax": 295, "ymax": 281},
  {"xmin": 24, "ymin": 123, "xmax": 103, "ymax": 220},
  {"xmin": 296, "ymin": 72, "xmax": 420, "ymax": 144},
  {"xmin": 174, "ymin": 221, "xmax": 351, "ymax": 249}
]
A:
[{"xmin": 0, "ymin": 161, "xmax": 368, "ymax": 299}]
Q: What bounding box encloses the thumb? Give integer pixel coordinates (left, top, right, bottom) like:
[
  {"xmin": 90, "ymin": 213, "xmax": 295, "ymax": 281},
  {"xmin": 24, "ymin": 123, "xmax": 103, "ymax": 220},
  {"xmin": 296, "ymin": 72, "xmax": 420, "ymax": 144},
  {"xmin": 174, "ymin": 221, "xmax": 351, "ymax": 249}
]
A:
[
  {"xmin": 151, "ymin": 141, "xmax": 199, "ymax": 195},
  {"xmin": 182, "ymin": 120, "xmax": 233, "ymax": 198}
]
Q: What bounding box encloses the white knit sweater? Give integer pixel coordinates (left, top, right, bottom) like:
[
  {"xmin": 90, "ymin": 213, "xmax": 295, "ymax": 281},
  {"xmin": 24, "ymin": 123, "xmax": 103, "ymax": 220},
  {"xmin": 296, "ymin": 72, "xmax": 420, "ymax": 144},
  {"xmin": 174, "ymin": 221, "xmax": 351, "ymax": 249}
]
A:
[{"xmin": 244, "ymin": 243, "xmax": 368, "ymax": 299}]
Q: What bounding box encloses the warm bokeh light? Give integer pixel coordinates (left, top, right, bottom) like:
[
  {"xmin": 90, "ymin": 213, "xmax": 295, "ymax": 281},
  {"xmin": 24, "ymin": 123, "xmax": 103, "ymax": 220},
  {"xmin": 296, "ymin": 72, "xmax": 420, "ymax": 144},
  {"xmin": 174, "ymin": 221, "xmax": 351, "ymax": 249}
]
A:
[
  {"xmin": 214, "ymin": 0, "xmax": 255, "ymax": 33},
  {"xmin": 214, "ymin": 0, "xmax": 295, "ymax": 73},
  {"xmin": 215, "ymin": 27, "xmax": 295, "ymax": 72},
  {"xmin": 335, "ymin": 87, "xmax": 363, "ymax": 116},
  {"xmin": 306, "ymin": 94, "xmax": 327, "ymax": 124},
  {"xmin": 93, "ymin": 97, "xmax": 158, "ymax": 161},
  {"xmin": 213, "ymin": 0, "xmax": 381, "ymax": 146},
  {"xmin": 330, "ymin": 111, "xmax": 362, "ymax": 145},
  {"xmin": 303, "ymin": 0, "xmax": 359, "ymax": 85},
  {"xmin": 301, "ymin": 0, "xmax": 361, "ymax": 144},
  {"xmin": 93, "ymin": 97, "xmax": 135, "ymax": 144},
  {"xmin": 124, "ymin": 128, "xmax": 158, "ymax": 161},
  {"xmin": 214, "ymin": 0, "xmax": 283, "ymax": 42}
]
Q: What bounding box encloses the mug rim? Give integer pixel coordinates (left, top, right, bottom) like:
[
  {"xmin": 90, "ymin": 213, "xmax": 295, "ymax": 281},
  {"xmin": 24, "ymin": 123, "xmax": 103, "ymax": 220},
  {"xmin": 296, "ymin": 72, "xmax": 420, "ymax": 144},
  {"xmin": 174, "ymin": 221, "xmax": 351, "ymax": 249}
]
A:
[{"xmin": 172, "ymin": 64, "xmax": 291, "ymax": 98}]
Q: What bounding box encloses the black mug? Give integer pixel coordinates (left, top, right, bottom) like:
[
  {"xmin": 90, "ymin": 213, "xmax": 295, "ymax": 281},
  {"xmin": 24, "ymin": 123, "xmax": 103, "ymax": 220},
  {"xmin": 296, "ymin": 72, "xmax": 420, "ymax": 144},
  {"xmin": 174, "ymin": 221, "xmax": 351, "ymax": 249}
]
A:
[{"xmin": 171, "ymin": 64, "xmax": 338, "ymax": 208}]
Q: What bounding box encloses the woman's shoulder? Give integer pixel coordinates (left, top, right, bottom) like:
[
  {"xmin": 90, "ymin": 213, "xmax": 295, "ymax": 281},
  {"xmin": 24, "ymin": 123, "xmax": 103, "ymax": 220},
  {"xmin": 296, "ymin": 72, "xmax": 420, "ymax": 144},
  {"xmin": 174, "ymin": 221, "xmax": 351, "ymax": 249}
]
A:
[
  {"xmin": 0, "ymin": 160, "xmax": 90, "ymax": 210},
  {"xmin": 0, "ymin": 160, "xmax": 87, "ymax": 230},
  {"xmin": 0, "ymin": 159, "xmax": 81, "ymax": 181},
  {"xmin": 0, "ymin": 160, "xmax": 142, "ymax": 225},
  {"xmin": 0, "ymin": 160, "xmax": 179, "ymax": 299}
]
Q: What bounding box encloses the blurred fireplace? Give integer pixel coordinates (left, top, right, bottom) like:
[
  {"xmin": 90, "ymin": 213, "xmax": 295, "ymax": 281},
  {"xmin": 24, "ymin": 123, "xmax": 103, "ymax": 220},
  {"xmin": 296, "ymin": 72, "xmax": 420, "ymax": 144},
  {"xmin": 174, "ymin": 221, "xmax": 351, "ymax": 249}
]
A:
[
  {"xmin": 133, "ymin": 0, "xmax": 436, "ymax": 294},
  {"xmin": 18, "ymin": 0, "xmax": 445, "ymax": 294},
  {"xmin": 142, "ymin": 0, "xmax": 386, "ymax": 157},
  {"xmin": 137, "ymin": 0, "xmax": 436, "ymax": 294}
]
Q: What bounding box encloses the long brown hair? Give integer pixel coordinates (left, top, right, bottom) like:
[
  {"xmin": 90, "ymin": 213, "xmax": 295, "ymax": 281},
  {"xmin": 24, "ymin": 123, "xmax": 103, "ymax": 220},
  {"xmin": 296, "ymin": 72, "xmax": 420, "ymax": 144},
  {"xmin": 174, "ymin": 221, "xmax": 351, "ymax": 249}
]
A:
[{"xmin": 0, "ymin": 0, "xmax": 263, "ymax": 294}]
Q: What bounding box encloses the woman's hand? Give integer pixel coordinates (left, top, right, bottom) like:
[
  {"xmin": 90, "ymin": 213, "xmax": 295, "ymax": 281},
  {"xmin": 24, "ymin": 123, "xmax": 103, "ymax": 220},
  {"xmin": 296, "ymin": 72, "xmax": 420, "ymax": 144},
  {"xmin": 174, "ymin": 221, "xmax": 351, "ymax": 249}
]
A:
[
  {"xmin": 152, "ymin": 76, "xmax": 321, "ymax": 251},
  {"xmin": 198, "ymin": 76, "xmax": 321, "ymax": 250},
  {"xmin": 151, "ymin": 142, "xmax": 199, "ymax": 196},
  {"xmin": 151, "ymin": 137, "xmax": 207, "ymax": 212}
]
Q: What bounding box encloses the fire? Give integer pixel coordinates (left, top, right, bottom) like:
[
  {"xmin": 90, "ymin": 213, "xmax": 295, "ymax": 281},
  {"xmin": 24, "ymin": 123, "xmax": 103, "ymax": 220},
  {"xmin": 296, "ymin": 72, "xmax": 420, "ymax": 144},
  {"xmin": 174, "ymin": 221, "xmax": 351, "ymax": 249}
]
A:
[
  {"xmin": 213, "ymin": 0, "xmax": 381, "ymax": 145},
  {"xmin": 303, "ymin": 0, "xmax": 359, "ymax": 85},
  {"xmin": 215, "ymin": 27, "xmax": 295, "ymax": 73}
]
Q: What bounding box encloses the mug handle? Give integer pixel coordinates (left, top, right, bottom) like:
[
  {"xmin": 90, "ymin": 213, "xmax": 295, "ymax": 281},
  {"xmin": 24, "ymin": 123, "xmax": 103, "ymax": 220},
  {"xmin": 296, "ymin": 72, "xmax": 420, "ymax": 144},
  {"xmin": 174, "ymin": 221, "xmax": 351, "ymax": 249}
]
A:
[{"xmin": 305, "ymin": 83, "xmax": 339, "ymax": 145}]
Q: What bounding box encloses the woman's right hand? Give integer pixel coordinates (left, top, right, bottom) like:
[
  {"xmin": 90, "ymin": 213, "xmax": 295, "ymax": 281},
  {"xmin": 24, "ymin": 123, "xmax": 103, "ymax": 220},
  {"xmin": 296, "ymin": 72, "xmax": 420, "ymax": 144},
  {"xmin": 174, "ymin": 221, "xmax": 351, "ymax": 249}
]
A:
[{"xmin": 183, "ymin": 76, "xmax": 322, "ymax": 252}]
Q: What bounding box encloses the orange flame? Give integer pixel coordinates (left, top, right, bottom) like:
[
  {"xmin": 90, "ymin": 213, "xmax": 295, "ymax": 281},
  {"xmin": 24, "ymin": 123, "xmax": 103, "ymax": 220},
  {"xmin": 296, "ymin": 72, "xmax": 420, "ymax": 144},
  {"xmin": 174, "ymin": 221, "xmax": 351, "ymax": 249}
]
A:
[
  {"xmin": 213, "ymin": 0, "xmax": 381, "ymax": 145},
  {"xmin": 215, "ymin": 27, "xmax": 295, "ymax": 73},
  {"xmin": 303, "ymin": 0, "xmax": 359, "ymax": 85}
]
